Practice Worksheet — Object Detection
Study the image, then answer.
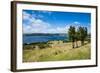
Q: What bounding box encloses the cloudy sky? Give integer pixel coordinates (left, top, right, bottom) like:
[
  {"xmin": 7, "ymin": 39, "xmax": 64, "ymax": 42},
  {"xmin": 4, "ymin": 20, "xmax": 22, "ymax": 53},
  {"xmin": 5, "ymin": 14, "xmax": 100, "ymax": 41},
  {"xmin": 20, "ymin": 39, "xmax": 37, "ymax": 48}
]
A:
[{"xmin": 22, "ymin": 10, "xmax": 91, "ymax": 34}]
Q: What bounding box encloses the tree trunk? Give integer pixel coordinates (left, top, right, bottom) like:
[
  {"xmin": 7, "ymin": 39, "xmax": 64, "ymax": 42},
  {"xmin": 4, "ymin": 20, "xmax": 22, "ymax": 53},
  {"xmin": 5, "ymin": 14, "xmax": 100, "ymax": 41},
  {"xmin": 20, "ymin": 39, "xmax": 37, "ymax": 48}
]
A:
[
  {"xmin": 72, "ymin": 39, "xmax": 75, "ymax": 48},
  {"xmin": 72, "ymin": 42, "xmax": 74, "ymax": 48},
  {"xmin": 76, "ymin": 40, "xmax": 78, "ymax": 48},
  {"xmin": 81, "ymin": 40, "xmax": 84, "ymax": 46}
]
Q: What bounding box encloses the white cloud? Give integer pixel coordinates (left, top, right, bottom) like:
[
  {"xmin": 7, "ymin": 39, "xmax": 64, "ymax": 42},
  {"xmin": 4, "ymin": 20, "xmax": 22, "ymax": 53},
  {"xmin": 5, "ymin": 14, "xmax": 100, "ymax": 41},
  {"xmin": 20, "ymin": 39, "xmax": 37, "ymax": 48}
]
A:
[
  {"xmin": 23, "ymin": 11, "xmax": 30, "ymax": 20},
  {"xmin": 23, "ymin": 19, "xmax": 51, "ymax": 33},
  {"xmin": 23, "ymin": 11, "xmax": 71, "ymax": 34},
  {"xmin": 23, "ymin": 19, "xmax": 69, "ymax": 34},
  {"xmin": 39, "ymin": 11, "xmax": 52, "ymax": 15},
  {"xmin": 23, "ymin": 11, "xmax": 36, "ymax": 25},
  {"xmin": 23, "ymin": 11, "xmax": 91, "ymax": 34},
  {"xmin": 74, "ymin": 21, "xmax": 80, "ymax": 24},
  {"xmin": 23, "ymin": 11, "xmax": 51, "ymax": 33}
]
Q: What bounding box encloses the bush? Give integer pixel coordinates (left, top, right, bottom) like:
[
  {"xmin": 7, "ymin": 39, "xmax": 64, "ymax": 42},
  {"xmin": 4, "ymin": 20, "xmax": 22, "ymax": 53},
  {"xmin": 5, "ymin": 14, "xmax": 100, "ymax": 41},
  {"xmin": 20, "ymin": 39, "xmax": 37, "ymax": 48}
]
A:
[{"xmin": 23, "ymin": 42, "xmax": 51, "ymax": 50}]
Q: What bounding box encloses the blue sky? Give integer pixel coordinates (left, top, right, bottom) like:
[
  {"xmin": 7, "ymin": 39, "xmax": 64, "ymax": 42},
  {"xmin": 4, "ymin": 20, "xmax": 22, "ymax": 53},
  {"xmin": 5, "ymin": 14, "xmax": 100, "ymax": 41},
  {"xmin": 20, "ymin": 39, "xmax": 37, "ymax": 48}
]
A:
[{"xmin": 22, "ymin": 10, "xmax": 91, "ymax": 33}]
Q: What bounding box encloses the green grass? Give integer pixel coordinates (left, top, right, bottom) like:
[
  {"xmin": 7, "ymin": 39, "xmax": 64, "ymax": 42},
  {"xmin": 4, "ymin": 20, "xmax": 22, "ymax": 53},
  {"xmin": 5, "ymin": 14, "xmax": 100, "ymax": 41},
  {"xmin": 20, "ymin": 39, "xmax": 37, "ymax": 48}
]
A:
[{"xmin": 23, "ymin": 42, "xmax": 91, "ymax": 62}]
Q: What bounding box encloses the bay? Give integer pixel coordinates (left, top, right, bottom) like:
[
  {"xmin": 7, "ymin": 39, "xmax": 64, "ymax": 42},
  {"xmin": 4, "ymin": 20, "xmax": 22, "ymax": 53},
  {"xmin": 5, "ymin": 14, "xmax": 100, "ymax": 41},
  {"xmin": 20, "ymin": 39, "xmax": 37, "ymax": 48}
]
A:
[{"xmin": 23, "ymin": 34, "xmax": 68, "ymax": 44}]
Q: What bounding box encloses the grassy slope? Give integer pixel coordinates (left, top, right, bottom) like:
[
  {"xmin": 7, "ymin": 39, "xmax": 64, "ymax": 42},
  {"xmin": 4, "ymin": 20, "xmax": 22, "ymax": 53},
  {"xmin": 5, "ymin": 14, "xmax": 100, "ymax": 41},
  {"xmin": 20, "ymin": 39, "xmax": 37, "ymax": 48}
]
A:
[{"xmin": 23, "ymin": 42, "xmax": 91, "ymax": 62}]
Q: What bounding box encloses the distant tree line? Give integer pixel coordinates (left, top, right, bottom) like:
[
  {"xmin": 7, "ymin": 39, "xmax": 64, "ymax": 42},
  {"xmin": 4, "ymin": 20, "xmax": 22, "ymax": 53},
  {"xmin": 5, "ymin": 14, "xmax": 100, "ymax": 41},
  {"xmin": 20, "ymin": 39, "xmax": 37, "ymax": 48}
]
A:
[{"xmin": 68, "ymin": 26, "xmax": 90, "ymax": 48}]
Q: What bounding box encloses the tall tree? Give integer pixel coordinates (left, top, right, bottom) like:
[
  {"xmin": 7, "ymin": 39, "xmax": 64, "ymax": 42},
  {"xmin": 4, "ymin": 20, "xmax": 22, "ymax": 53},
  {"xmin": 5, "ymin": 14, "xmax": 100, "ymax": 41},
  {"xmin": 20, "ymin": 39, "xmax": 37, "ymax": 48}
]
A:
[
  {"xmin": 78, "ymin": 27, "xmax": 88, "ymax": 46},
  {"xmin": 68, "ymin": 26, "xmax": 76, "ymax": 48},
  {"xmin": 75, "ymin": 30, "xmax": 79, "ymax": 48},
  {"xmin": 84, "ymin": 27, "xmax": 88, "ymax": 39}
]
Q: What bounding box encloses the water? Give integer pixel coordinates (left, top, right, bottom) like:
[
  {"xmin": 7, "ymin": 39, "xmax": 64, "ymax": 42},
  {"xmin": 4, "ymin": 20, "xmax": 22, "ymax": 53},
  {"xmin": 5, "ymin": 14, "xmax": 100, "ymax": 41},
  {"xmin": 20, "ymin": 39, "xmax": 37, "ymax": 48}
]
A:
[{"xmin": 23, "ymin": 34, "xmax": 68, "ymax": 44}]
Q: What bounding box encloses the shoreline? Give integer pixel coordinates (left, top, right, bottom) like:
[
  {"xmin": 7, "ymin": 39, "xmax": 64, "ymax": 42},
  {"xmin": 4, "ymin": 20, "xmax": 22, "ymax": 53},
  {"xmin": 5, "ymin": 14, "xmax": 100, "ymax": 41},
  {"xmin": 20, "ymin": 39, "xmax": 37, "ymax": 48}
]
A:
[{"xmin": 23, "ymin": 40, "xmax": 69, "ymax": 45}]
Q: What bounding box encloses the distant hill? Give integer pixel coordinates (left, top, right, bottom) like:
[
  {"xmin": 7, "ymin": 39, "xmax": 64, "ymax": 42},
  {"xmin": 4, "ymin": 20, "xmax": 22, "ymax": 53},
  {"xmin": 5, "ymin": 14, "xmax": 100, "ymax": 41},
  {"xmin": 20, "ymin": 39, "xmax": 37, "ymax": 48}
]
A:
[{"xmin": 23, "ymin": 33, "xmax": 67, "ymax": 36}]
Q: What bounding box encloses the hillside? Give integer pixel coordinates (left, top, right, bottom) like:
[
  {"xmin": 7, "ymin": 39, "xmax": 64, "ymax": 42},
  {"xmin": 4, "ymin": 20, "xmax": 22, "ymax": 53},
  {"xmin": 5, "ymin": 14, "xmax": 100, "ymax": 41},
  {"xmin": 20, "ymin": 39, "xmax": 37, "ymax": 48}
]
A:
[{"xmin": 23, "ymin": 41, "xmax": 91, "ymax": 62}]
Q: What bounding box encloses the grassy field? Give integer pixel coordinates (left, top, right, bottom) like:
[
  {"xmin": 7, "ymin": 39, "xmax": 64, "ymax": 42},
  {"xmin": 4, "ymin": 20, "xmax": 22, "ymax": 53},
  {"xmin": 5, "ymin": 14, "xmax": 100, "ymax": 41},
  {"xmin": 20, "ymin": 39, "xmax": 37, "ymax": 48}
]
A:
[{"xmin": 23, "ymin": 41, "xmax": 91, "ymax": 62}]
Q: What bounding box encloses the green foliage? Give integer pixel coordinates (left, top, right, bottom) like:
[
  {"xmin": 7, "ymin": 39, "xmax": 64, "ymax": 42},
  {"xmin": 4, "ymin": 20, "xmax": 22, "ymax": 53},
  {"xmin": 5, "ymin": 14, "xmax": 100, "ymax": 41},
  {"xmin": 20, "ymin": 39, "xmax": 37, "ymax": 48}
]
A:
[
  {"xmin": 68, "ymin": 26, "xmax": 89, "ymax": 48},
  {"xmin": 23, "ymin": 42, "xmax": 51, "ymax": 50},
  {"xmin": 78, "ymin": 27, "xmax": 88, "ymax": 45},
  {"xmin": 68, "ymin": 26, "xmax": 76, "ymax": 41},
  {"xmin": 87, "ymin": 33, "xmax": 91, "ymax": 43},
  {"xmin": 68, "ymin": 26, "xmax": 76, "ymax": 48}
]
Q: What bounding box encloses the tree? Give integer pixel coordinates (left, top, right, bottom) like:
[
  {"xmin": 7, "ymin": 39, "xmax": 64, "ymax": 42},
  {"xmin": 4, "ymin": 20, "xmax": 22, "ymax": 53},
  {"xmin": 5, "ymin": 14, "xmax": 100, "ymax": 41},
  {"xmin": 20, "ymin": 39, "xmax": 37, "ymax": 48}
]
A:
[
  {"xmin": 87, "ymin": 33, "xmax": 91, "ymax": 43},
  {"xmin": 68, "ymin": 26, "xmax": 88, "ymax": 48},
  {"xmin": 78, "ymin": 27, "xmax": 88, "ymax": 46},
  {"xmin": 75, "ymin": 30, "xmax": 79, "ymax": 48},
  {"xmin": 68, "ymin": 26, "xmax": 76, "ymax": 48},
  {"xmin": 84, "ymin": 27, "xmax": 88, "ymax": 39}
]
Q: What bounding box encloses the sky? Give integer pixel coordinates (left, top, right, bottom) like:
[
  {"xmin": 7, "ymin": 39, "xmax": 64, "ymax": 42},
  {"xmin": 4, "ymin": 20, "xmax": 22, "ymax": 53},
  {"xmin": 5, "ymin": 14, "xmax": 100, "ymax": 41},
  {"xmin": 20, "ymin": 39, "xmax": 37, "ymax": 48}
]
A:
[{"xmin": 22, "ymin": 10, "xmax": 91, "ymax": 34}]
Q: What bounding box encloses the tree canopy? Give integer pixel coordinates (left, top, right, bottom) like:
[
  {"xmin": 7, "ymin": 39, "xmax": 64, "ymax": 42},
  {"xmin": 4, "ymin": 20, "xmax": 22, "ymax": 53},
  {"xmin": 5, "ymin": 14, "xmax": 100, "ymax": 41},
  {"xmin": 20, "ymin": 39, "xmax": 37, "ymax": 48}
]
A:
[{"xmin": 68, "ymin": 26, "xmax": 88, "ymax": 48}]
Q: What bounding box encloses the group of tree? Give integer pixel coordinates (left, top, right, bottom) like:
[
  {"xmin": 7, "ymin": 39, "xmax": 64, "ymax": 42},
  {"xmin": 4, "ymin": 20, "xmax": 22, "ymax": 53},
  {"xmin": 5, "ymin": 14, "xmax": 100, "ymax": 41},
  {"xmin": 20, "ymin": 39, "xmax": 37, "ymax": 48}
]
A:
[{"xmin": 68, "ymin": 26, "xmax": 89, "ymax": 48}]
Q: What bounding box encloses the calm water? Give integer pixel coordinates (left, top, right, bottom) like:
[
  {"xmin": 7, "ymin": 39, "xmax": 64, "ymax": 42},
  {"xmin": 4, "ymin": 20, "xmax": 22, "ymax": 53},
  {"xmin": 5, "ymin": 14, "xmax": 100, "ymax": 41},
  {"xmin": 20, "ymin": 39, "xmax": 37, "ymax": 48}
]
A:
[{"xmin": 23, "ymin": 34, "xmax": 68, "ymax": 44}]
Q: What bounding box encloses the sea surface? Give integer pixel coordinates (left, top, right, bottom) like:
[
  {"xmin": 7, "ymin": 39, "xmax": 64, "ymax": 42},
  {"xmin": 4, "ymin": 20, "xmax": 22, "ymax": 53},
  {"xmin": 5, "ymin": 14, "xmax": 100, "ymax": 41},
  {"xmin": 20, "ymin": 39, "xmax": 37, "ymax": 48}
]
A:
[{"xmin": 23, "ymin": 34, "xmax": 68, "ymax": 44}]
